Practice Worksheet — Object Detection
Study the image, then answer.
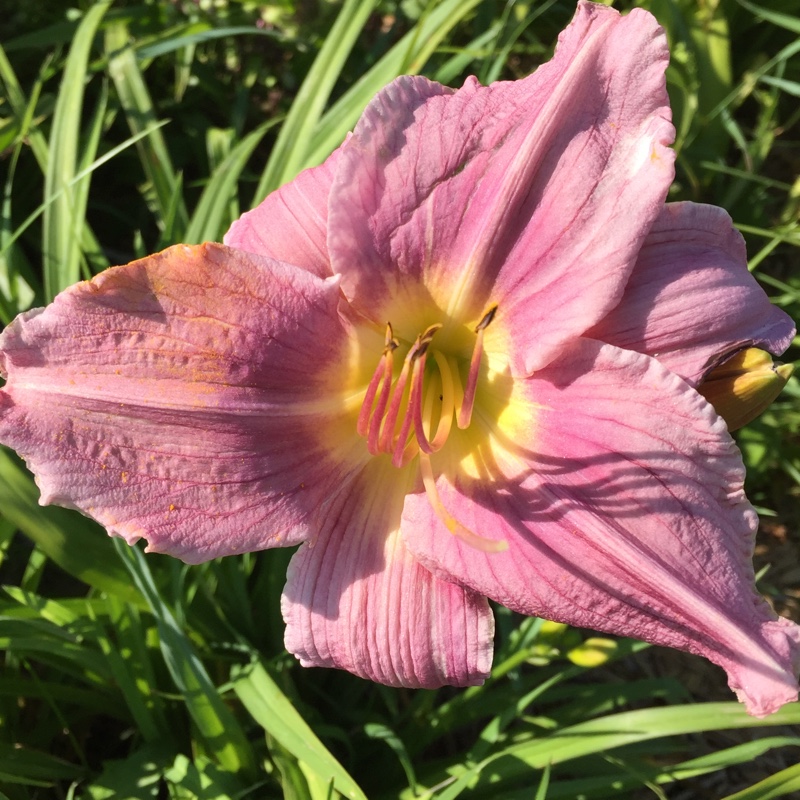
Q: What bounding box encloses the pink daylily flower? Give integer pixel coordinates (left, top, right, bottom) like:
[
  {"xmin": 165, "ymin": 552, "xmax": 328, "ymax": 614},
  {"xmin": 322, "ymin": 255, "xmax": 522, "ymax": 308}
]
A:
[{"xmin": 1, "ymin": 2, "xmax": 798, "ymax": 716}]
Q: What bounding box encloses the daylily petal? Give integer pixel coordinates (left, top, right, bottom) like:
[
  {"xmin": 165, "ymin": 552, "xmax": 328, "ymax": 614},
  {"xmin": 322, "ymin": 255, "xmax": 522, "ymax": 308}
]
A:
[
  {"xmin": 0, "ymin": 244, "xmax": 349, "ymax": 563},
  {"xmin": 282, "ymin": 458, "xmax": 494, "ymax": 687},
  {"xmin": 401, "ymin": 339, "xmax": 800, "ymax": 716},
  {"xmin": 329, "ymin": 1, "xmax": 674, "ymax": 374},
  {"xmin": 224, "ymin": 150, "xmax": 343, "ymax": 277},
  {"xmin": 588, "ymin": 202, "xmax": 796, "ymax": 384}
]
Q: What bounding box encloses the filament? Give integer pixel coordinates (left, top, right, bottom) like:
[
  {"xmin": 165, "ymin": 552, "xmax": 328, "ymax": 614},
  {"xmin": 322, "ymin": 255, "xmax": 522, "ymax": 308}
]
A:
[{"xmin": 458, "ymin": 305, "xmax": 496, "ymax": 430}]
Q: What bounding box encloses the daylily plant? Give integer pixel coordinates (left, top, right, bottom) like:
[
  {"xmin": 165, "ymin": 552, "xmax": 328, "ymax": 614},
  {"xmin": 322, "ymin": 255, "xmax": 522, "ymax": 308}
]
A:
[{"xmin": 1, "ymin": 2, "xmax": 798, "ymax": 716}]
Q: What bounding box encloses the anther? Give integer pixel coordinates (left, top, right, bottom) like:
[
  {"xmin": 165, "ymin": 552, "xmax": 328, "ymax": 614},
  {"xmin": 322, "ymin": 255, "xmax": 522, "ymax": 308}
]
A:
[
  {"xmin": 384, "ymin": 322, "xmax": 399, "ymax": 354},
  {"xmin": 458, "ymin": 304, "xmax": 497, "ymax": 429},
  {"xmin": 475, "ymin": 304, "xmax": 497, "ymax": 332}
]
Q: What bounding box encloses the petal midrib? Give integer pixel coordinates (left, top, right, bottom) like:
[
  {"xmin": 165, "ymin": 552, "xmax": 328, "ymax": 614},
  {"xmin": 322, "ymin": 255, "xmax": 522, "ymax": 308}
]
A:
[{"xmin": 446, "ymin": 14, "xmax": 617, "ymax": 318}]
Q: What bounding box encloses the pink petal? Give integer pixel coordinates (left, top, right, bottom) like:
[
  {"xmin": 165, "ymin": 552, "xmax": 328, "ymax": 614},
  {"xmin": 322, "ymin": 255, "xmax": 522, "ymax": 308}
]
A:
[
  {"xmin": 588, "ymin": 202, "xmax": 796, "ymax": 385},
  {"xmin": 224, "ymin": 149, "xmax": 343, "ymax": 277},
  {"xmin": 401, "ymin": 339, "xmax": 800, "ymax": 716},
  {"xmin": 329, "ymin": 1, "xmax": 675, "ymax": 374},
  {"xmin": 0, "ymin": 244, "xmax": 349, "ymax": 563},
  {"xmin": 282, "ymin": 459, "xmax": 494, "ymax": 688}
]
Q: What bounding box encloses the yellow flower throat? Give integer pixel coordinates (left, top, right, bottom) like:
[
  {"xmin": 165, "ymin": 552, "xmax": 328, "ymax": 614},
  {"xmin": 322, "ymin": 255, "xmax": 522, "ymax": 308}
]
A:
[{"xmin": 356, "ymin": 304, "xmax": 506, "ymax": 552}]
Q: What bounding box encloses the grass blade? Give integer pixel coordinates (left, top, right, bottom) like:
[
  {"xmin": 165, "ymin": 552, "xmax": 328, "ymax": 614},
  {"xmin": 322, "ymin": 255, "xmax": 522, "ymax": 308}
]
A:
[
  {"xmin": 0, "ymin": 449, "xmax": 143, "ymax": 604},
  {"xmin": 305, "ymin": 0, "xmax": 484, "ymax": 172},
  {"xmin": 184, "ymin": 119, "xmax": 279, "ymax": 244},
  {"xmin": 113, "ymin": 540, "xmax": 256, "ymax": 781},
  {"xmin": 105, "ymin": 19, "xmax": 189, "ymax": 238},
  {"xmin": 233, "ymin": 659, "xmax": 368, "ymax": 800},
  {"xmin": 42, "ymin": 0, "xmax": 110, "ymax": 299},
  {"xmin": 722, "ymin": 762, "xmax": 800, "ymax": 800},
  {"xmin": 254, "ymin": 0, "xmax": 378, "ymax": 200}
]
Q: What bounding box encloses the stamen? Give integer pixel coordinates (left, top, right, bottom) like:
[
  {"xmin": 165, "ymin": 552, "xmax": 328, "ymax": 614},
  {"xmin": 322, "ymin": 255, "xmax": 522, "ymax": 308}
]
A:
[
  {"xmin": 391, "ymin": 325, "xmax": 441, "ymax": 467},
  {"xmin": 380, "ymin": 348, "xmax": 414, "ymax": 454},
  {"xmin": 416, "ymin": 350, "xmax": 455, "ymax": 454},
  {"xmin": 366, "ymin": 347, "xmax": 395, "ymax": 454},
  {"xmin": 449, "ymin": 354, "xmax": 464, "ymax": 415},
  {"xmin": 419, "ymin": 453, "xmax": 508, "ymax": 552},
  {"xmin": 357, "ymin": 356, "xmax": 388, "ymax": 438},
  {"xmin": 392, "ymin": 354, "xmax": 423, "ymax": 467},
  {"xmin": 409, "ymin": 342, "xmax": 435, "ymax": 457},
  {"xmin": 358, "ymin": 325, "xmax": 398, "ymax": 446},
  {"xmin": 458, "ymin": 304, "xmax": 497, "ymax": 429}
]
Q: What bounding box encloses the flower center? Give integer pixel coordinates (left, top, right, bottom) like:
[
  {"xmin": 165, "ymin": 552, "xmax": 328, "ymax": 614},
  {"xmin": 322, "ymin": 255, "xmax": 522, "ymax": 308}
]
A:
[
  {"xmin": 356, "ymin": 304, "xmax": 506, "ymax": 553},
  {"xmin": 357, "ymin": 305, "xmax": 497, "ymax": 469}
]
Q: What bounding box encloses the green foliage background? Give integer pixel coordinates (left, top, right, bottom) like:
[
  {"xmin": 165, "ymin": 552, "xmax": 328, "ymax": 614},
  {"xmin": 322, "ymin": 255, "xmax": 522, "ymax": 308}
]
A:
[{"xmin": 0, "ymin": 0, "xmax": 799, "ymax": 797}]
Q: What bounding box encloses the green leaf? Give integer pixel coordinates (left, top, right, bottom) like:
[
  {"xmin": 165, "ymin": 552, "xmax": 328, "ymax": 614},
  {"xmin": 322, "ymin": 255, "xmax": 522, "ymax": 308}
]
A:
[
  {"xmin": 113, "ymin": 541, "xmax": 256, "ymax": 781},
  {"xmin": 42, "ymin": 0, "xmax": 110, "ymax": 299},
  {"xmin": 87, "ymin": 744, "xmax": 169, "ymax": 800},
  {"xmin": 735, "ymin": 0, "xmax": 800, "ymax": 34},
  {"xmin": 305, "ymin": 0, "xmax": 484, "ymax": 172},
  {"xmin": 105, "ymin": 19, "xmax": 189, "ymax": 238},
  {"xmin": 232, "ymin": 659, "xmax": 368, "ymax": 800},
  {"xmin": 254, "ymin": 0, "xmax": 379, "ymax": 200},
  {"xmin": 0, "ymin": 448, "xmax": 143, "ymax": 604},
  {"xmin": 137, "ymin": 26, "xmax": 285, "ymax": 60},
  {"xmin": 364, "ymin": 723, "xmax": 417, "ymax": 794},
  {"xmin": 184, "ymin": 120, "xmax": 279, "ymax": 244},
  {"xmin": 406, "ymin": 702, "xmax": 800, "ymax": 798},
  {"xmin": 722, "ymin": 763, "xmax": 800, "ymax": 800},
  {"xmin": 0, "ymin": 742, "xmax": 84, "ymax": 786},
  {"xmin": 163, "ymin": 754, "xmax": 254, "ymax": 800}
]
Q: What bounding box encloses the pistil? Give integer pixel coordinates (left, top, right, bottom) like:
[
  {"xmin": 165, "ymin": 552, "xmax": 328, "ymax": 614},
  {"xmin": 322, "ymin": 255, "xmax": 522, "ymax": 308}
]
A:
[{"xmin": 420, "ymin": 453, "xmax": 507, "ymax": 552}]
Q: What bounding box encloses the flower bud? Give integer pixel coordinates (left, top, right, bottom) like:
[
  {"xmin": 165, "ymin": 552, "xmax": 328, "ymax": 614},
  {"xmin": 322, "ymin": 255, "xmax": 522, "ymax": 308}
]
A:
[{"xmin": 699, "ymin": 348, "xmax": 793, "ymax": 431}]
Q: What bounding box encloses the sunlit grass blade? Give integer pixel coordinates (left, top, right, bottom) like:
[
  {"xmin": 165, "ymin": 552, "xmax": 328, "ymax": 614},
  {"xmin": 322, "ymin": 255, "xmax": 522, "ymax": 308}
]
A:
[
  {"xmin": 105, "ymin": 19, "xmax": 189, "ymax": 237},
  {"xmin": 137, "ymin": 25, "xmax": 286, "ymax": 60},
  {"xmin": 233, "ymin": 659, "xmax": 368, "ymax": 800},
  {"xmin": 0, "ymin": 449, "xmax": 143, "ymax": 604},
  {"xmin": 254, "ymin": 0, "xmax": 378, "ymax": 200},
  {"xmin": 162, "ymin": 753, "xmax": 250, "ymax": 798},
  {"xmin": 75, "ymin": 79, "xmax": 110, "ymax": 279},
  {"xmin": 708, "ymin": 37, "xmax": 800, "ymax": 125},
  {"xmin": 404, "ymin": 702, "xmax": 800, "ymax": 799},
  {"xmin": 87, "ymin": 745, "xmax": 168, "ymax": 799},
  {"xmin": 432, "ymin": 23, "xmax": 504, "ymax": 85},
  {"xmin": 86, "ymin": 595, "xmax": 171, "ymax": 745},
  {"xmin": 518, "ymin": 737, "xmax": 800, "ymax": 800},
  {"xmin": 0, "ymin": 121, "xmax": 169, "ymax": 262},
  {"xmin": 365, "ymin": 723, "xmax": 418, "ymax": 794},
  {"xmin": 113, "ymin": 540, "xmax": 256, "ymax": 782},
  {"xmin": 0, "ymin": 46, "xmax": 48, "ymax": 321},
  {"xmin": 305, "ymin": 0, "xmax": 484, "ymax": 172},
  {"xmin": 0, "ymin": 44, "xmax": 50, "ymax": 167},
  {"xmin": 721, "ymin": 762, "xmax": 800, "ymax": 800},
  {"xmin": 42, "ymin": 0, "xmax": 110, "ymax": 300},
  {"xmin": 184, "ymin": 119, "xmax": 279, "ymax": 244}
]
